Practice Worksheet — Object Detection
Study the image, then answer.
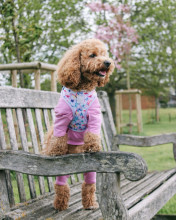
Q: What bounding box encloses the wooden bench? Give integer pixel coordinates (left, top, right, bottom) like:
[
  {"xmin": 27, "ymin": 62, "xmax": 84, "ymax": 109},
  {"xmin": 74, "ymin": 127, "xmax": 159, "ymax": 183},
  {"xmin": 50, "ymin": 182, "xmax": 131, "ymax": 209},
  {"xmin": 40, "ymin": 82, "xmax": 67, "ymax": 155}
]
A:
[{"xmin": 0, "ymin": 87, "xmax": 176, "ymax": 220}]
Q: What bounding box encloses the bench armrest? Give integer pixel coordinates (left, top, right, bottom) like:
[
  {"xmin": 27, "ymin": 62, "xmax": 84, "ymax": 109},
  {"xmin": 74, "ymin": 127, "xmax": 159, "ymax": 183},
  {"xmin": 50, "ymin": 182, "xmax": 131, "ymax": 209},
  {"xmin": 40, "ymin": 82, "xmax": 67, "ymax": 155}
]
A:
[
  {"xmin": 0, "ymin": 150, "xmax": 147, "ymax": 181},
  {"xmin": 116, "ymin": 133, "xmax": 176, "ymax": 146},
  {"xmin": 114, "ymin": 133, "xmax": 176, "ymax": 161}
]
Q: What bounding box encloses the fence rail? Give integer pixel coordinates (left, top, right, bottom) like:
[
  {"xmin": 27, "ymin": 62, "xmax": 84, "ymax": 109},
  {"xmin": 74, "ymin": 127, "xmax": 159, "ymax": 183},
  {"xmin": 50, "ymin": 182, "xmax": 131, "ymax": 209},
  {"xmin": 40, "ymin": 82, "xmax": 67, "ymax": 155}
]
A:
[{"xmin": 0, "ymin": 62, "xmax": 57, "ymax": 91}]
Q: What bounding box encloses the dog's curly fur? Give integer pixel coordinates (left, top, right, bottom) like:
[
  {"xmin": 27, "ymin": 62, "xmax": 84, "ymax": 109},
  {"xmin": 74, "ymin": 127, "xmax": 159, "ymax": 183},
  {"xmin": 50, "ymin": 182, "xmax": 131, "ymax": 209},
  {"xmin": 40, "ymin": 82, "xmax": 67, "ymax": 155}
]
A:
[
  {"xmin": 43, "ymin": 39, "xmax": 114, "ymax": 211},
  {"xmin": 82, "ymin": 182, "xmax": 99, "ymax": 209},
  {"xmin": 54, "ymin": 184, "xmax": 70, "ymax": 211}
]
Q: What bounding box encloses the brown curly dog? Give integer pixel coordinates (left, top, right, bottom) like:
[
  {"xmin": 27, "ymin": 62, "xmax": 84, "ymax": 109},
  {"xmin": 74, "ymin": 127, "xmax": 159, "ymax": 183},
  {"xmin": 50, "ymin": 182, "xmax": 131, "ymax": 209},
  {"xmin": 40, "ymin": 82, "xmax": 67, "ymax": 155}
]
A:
[{"xmin": 43, "ymin": 39, "xmax": 114, "ymax": 211}]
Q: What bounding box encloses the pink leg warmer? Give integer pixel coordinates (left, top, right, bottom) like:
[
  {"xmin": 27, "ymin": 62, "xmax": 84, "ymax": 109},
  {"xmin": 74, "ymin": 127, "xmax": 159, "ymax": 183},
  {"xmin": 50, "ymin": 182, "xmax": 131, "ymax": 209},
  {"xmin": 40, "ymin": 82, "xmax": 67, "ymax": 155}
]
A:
[
  {"xmin": 56, "ymin": 175, "xmax": 70, "ymax": 185},
  {"xmin": 84, "ymin": 172, "xmax": 96, "ymax": 184}
]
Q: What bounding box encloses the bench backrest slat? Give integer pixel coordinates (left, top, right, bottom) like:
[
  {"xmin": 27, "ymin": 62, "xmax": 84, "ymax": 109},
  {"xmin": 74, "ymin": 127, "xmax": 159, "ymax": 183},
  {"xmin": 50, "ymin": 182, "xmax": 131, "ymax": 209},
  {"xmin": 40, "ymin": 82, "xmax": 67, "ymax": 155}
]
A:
[
  {"xmin": 26, "ymin": 108, "xmax": 40, "ymax": 154},
  {"xmin": 0, "ymin": 87, "xmax": 117, "ymax": 208},
  {"xmin": 0, "ymin": 110, "xmax": 6, "ymax": 150},
  {"xmin": 6, "ymin": 108, "xmax": 27, "ymax": 202},
  {"xmin": 16, "ymin": 108, "xmax": 37, "ymax": 199}
]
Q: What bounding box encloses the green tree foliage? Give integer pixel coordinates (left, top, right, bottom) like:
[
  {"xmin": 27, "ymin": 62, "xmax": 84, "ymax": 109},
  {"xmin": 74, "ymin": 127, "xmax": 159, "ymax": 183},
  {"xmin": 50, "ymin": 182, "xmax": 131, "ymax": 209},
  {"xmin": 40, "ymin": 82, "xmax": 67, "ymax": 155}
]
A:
[
  {"xmin": 130, "ymin": 0, "xmax": 176, "ymax": 98},
  {"xmin": 128, "ymin": 0, "xmax": 176, "ymax": 120},
  {"xmin": 0, "ymin": 0, "xmax": 89, "ymax": 87}
]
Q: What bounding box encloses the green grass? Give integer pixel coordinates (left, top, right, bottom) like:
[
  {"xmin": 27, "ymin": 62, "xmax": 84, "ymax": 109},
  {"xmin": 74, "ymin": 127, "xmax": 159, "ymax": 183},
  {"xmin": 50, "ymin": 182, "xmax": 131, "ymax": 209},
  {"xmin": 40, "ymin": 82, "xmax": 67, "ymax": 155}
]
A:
[{"xmin": 119, "ymin": 108, "xmax": 176, "ymax": 214}]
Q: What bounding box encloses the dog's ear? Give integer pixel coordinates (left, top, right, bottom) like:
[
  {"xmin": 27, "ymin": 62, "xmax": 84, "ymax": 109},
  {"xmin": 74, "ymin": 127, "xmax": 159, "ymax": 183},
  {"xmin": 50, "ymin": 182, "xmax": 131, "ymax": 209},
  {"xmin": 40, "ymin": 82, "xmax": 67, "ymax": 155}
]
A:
[{"xmin": 57, "ymin": 45, "xmax": 81, "ymax": 89}]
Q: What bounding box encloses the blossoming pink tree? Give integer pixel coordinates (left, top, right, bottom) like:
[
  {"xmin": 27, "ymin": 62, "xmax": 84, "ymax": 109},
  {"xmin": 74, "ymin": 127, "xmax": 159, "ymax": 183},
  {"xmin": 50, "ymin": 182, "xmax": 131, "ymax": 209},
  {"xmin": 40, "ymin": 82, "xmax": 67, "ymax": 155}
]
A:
[
  {"xmin": 88, "ymin": 1, "xmax": 138, "ymax": 89},
  {"xmin": 88, "ymin": 1, "xmax": 139, "ymax": 133}
]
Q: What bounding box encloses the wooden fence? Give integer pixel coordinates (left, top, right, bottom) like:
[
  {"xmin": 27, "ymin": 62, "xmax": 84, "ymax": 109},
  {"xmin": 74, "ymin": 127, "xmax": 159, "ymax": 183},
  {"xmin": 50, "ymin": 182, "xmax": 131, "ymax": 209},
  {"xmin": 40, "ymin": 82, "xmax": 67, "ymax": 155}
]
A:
[{"xmin": 0, "ymin": 62, "xmax": 57, "ymax": 91}]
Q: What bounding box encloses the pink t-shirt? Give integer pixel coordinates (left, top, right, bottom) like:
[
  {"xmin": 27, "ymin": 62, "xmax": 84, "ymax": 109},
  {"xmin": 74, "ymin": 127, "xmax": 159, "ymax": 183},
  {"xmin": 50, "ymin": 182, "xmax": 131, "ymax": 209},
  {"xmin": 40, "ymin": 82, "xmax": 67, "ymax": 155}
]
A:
[{"xmin": 53, "ymin": 95, "xmax": 101, "ymax": 145}]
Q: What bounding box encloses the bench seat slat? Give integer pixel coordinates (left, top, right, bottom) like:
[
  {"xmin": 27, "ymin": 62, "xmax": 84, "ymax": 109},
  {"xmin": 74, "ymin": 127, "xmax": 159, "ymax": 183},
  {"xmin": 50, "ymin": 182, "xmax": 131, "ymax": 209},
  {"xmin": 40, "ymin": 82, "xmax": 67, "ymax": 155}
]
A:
[
  {"xmin": 4, "ymin": 170, "xmax": 176, "ymax": 220},
  {"xmin": 125, "ymin": 169, "xmax": 176, "ymax": 209},
  {"xmin": 121, "ymin": 172, "xmax": 154, "ymax": 190},
  {"xmin": 129, "ymin": 173, "xmax": 176, "ymax": 220},
  {"xmin": 123, "ymin": 172, "xmax": 163, "ymax": 201}
]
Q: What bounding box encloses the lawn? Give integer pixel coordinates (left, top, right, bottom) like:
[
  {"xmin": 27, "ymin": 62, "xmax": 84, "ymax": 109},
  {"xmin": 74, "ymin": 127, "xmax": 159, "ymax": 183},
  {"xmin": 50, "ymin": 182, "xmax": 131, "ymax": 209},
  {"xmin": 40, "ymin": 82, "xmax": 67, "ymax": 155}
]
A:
[{"xmin": 119, "ymin": 108, "xmax": 176, "ymax": 214}]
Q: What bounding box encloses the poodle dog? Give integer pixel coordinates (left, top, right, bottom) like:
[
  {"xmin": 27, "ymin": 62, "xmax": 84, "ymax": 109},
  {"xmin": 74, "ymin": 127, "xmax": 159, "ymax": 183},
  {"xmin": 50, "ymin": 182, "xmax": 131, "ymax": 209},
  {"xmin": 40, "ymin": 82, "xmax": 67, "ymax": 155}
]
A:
[{"xmin": 43, "ymin": 39, "xmax": 114, "ymax": 211}]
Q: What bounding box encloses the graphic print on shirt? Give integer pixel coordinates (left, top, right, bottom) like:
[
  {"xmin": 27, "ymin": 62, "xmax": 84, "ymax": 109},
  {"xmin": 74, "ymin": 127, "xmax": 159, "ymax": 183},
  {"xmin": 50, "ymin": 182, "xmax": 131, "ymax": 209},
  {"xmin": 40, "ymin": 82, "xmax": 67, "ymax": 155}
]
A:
[{"xmin": 61, "ymin": 87, "xmax": 97, "ymax": 132}]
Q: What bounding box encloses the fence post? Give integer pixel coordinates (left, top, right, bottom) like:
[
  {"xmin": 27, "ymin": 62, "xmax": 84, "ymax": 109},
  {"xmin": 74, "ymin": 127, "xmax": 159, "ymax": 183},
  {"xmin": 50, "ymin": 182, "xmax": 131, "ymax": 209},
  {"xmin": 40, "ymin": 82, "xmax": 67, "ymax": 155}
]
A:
[
  {"xmin": 51, "ymin": 71, "xmax": 57, "ymax": 92},
  {"xmin": 115, "ymin": 92, "xmax": 121, "ymax": 134},
  {"xmin": 136, "ymin": 93, "xmax": 143, "ymax": 133},
  {"xmin": 11, "ymin": 70, "xmax": 17, "ymax": 87},
  {"xmin": 35, "ymin": 69, "xmax": 41, "ymax": 90}
]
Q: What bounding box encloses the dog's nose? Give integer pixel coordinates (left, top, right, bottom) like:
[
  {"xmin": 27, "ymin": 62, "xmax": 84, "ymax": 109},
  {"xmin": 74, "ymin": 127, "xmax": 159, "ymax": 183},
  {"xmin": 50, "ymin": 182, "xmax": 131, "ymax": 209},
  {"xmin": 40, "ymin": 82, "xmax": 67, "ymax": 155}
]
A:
[{"xmin": 104, "ymin": 60, "xmax": 111, "ymax": 68}]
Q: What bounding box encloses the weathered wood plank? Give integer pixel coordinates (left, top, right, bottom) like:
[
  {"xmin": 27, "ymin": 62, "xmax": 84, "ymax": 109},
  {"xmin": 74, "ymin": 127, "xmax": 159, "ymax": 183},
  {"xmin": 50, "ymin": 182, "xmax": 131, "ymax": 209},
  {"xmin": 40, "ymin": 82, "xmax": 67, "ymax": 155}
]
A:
[
  {"xmin": 116, "ymin": 133, "xmax": 176, "ymax": 147},
  {"xmin": 5, "ymin": 171, "xmax": 15, "ymax": 207},
  {"xmin": 26, "ymin": 109, "xmax": 39, "ymax": 153},
  {"xmin": 101, "ymin": 114, "xmax": 111, "ymax": 151},
  {"xmin": 35, "ymin": 109, "xmax": 46, "ymax": 194},
  {"xmin": 0, "ymin": 150, "xmax": 147, "ymax": 181},
  {"xmin": 0, "ymin": 87, "xmax": 60, "ymax": 108},
  {"xmin": 125, "ymin": 169, "xmax": 176, "ymax": 209},
  {"xmin": 129, "ymin": 173, "xmax": 176, "ymax": 220},
  {"xmin": 50, "ymin": 109, "xmax": 55, "ymax": 122},
  {"xmin": 43, "ymin": 109, "xmax": 54, "ymax": 192},
  {"xmin": 4, "ymin": 183, "xmax": 82, "ymax": 220},
  {"xmin": 121, "ymin": 172, "xmax": 155, "ymax": 192},
  {"xmin": 16, "ymin": 108, "xmax": 37, "ymax": 199},
  {"xmin": 6, "ymin": 109, "xmax": 26, "ymax": 203},
  {"xmin": 6, "ymin": 109, "xmax": 18, "ymax": 150},
  {"xmin": 0, "ymin": 62, "xmax": 57, "ymax": 71},
  {"xmin": 0, "ymin": 110, "xmax": 6, "ymax": 150},
  {"xmin": 101, "ymin": 126, "xmax": 107, "ymax": 151},
  {"xmin": 0, "ymin": 112, "xmax": 15, "ymax": 208},
  {"xmin": 16, "ymin": 109, "xmax": 28, "ymax": 151},
  {"xmin": 26, "ymin": 109, "xmax": 46, "ymax": 195},
  {"xmin": 35, "ymin": 109, "xmax": 45, "ymax": 150},
  {"xmin": 0, "ymin": 171, "xmax": 10, "ymax": 211},
  {"xmin": 98, "ymin": 91, "xmax": 116, "ymax": 136}
]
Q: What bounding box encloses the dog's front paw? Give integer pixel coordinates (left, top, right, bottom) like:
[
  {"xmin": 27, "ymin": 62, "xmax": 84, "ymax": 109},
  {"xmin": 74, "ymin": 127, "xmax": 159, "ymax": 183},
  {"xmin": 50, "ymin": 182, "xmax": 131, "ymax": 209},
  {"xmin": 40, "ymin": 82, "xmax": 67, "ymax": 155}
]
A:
[
  {"xmin": 83, "ymin": 132, "xmax": 102, "ymax": 152},
  {"xmin": 42, "ymin": 135, "xmax": 68, "ymax": 156}
]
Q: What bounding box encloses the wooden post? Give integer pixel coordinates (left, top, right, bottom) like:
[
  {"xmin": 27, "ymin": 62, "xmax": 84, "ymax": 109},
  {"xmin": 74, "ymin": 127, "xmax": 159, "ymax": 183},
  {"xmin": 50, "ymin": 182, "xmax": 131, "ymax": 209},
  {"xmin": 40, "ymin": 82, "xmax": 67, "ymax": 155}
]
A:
[
  {"xmin": 51, "ymin": 71, "xmax": 57, "ymax": 92},
  {"xmin": 136, "ymin": 94, "xmax": 143, "ymax": 133},
  {"xmin": 35, "ymin": 69, "xmax": 41, "ymax": 90},
  {"xmin": 115, "ymin": 92, "xmax": 121, "ymax": 134},
  {"xmin": 11, "ymin": 70, "xmax": 17, "ymax": 87},
  {"xmin": 119, "ymin": 94, "xmax": 123, "ymax": 133}
]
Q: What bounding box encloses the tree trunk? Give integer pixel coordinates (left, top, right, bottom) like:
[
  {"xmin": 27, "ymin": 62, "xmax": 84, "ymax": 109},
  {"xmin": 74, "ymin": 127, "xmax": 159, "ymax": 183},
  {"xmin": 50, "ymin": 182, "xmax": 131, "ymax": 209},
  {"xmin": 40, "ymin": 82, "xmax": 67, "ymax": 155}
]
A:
[{"xmin": 11, "ymin": 4, "xmax": 24, "ymax": 88}]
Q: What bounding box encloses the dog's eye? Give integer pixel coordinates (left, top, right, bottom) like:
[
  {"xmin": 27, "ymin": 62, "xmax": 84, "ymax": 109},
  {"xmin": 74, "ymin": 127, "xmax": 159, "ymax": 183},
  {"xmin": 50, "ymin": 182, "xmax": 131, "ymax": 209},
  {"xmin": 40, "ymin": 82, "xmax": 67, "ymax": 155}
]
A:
[{"xmin": 89, "ymin": 54, "xmax": 96, "ymax": 58}]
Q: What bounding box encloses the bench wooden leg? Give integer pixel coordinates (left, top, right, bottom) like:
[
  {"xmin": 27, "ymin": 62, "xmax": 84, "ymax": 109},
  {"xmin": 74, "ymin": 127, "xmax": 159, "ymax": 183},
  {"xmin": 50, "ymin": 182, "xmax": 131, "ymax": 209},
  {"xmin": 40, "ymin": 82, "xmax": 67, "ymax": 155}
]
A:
[{"xmin": 96, "ymin": 173, "xmax": 129, "ymax": 220}]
